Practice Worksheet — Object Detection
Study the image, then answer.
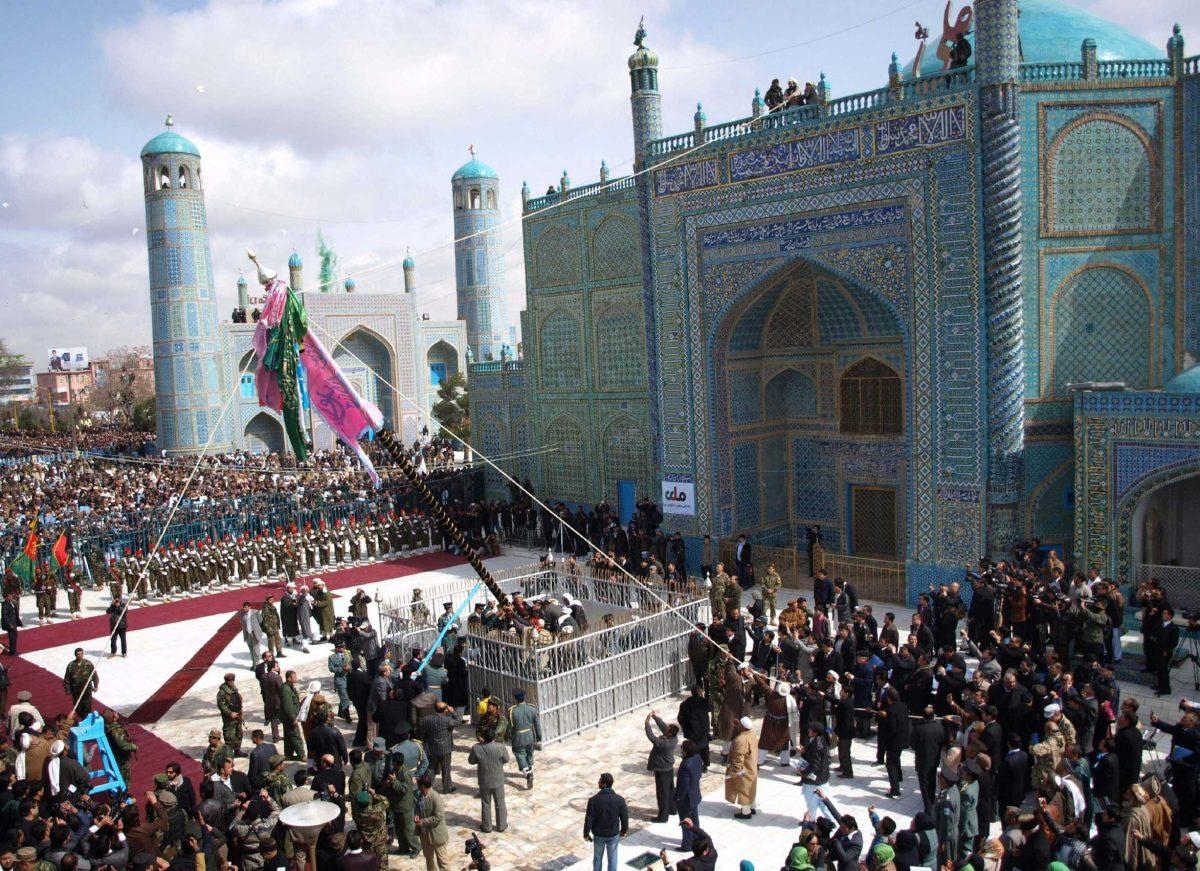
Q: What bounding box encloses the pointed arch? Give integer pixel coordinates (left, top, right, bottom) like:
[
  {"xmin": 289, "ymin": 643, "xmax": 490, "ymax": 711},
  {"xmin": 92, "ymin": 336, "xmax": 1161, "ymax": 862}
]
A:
[
  {"xmin": 763, "ymin": 368, "xmax": 817, "ymax": 420},
  {"xmin": 543, "ymin": 414, "xmax": 586, "ymax": 502},
  {"xmin": 601, "ymin": 413, "xmax": 650, "ymax": 503},
  {"xmin": 244, "ymin": 411, "xmax": 285, "ymax": 455},
  {"xmin": 533, "ymin": 224, "xmax": 580, "ymax": 287},
  {"xmin": 839, "ymin": 357, "xmax": 902, "ymax": 435},
  {"xmin": 591, "ymin": 213, "xmax": 640, "ymax": 281}
]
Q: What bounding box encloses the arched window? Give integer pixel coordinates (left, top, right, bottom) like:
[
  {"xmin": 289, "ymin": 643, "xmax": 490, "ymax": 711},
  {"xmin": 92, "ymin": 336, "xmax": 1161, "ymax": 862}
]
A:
[
  {"xmin": 195, "ymin": 168, "xmax": 202, "ymax": 190},
  {"xmin": 839, "ymin": 358, "xmax": 902, "ymax": 434},
  {"xmin": 158, "ymin": 166, "xmax": 171, "ymax": 190},
  {"xmin": 486, "ymin": 189, "xmax": 496, "ymax": 209},
  {"xmin": 178, "ymin": 166, "xmax": 189, "ymax": 188},
  {"xmin": 454, "ymin": 190, "xmax": 463, "ymax": 210},
  {"xmin": 469, "ymin": 188, "xmax": 481, "ymax": 209}
]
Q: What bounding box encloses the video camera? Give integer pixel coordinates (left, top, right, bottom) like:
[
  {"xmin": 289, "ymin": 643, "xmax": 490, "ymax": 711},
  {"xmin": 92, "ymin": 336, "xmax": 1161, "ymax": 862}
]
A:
[{"xmin": 464, "ymin": 833, "xmax": 489, "ymax": 870}]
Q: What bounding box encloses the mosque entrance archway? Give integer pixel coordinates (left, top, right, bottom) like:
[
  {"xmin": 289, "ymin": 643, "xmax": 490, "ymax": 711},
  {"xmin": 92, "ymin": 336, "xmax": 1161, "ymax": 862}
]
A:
[
  {"xmin": 1130, "ymin": 471, "xmax": 1200, "ymax": 570},
  {"xmin": 426, "ymin": 340, "xmax": 459, "ymax": 387},
  {"xmin": 244, "ymin": 412, "xmax": 285, "ymax": 455},
  {"xmin": 712, "ymin": 257, "xmax": 908, "ymax": 559},
  {"xmin": 333, "ymin": 327, "xmax": 397, "ymax": 428}
]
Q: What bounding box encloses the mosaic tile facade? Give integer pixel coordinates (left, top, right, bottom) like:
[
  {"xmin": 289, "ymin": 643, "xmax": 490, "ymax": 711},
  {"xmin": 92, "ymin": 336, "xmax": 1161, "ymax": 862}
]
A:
[
  {"xmin": 1075, "ymin": 390, "xmax": 1200, "ymax": 581},
  {"xmin": 143, "ymin": 143, "xmax": 231, "ymax": 453},
  {"xmin": 468, "ymin": 22, "xmax": 1199, "ymax": 603}
]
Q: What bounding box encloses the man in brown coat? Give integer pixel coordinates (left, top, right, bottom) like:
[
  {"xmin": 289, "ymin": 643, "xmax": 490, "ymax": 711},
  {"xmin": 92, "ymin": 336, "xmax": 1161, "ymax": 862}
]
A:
[{"xmin": 725, "ymin": 716, "xmax": 759, "ymax": 819}]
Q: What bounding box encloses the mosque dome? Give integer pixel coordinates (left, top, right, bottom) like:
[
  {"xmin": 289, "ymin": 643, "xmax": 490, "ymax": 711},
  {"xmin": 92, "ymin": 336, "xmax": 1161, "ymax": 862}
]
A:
[
  {"xmin": 403, "ymin": 253, "xmax": 415, "ymax": 269},
  {"xmin": 237, "ymin": 273, "xmax": 247, "ymax": 286},
  {"xmin": 903, "ymin": 0, "xmax": 1159, "ymax": 79},
  {"xmin": 628, "ymin": 45, "xmax": 659, "ymax": 71},
  {"xmin": 344, "ymin": 276, "xmax": 356, "ymax": 290},
  {"xmin": 288, "ymin": 250, "xmax": 303, "ymax": 269},
  {"xmin": 452, "ymin": 158, "xmax": 499, "ymax": 181},
  {"xmin": 141, "ymin": 114, "xmax": 200, "ymax": 158},
  {"xmin": 1163, "ymin": 365, "xmax": 1200, "ymax": 394}
]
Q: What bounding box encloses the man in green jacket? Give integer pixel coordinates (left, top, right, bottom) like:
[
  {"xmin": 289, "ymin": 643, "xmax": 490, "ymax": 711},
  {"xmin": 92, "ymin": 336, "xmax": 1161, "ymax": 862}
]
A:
[
  {"xmin": 508, "ymin": 689, "xmax": 542, "ymax": 789},
  {"xmin": 280, "ymin": 670, "xmax": 305, "ymax": 760},
  {"xmin": 414, "ymin": 774, "xmax": 450, "ymax": 870},
  {"xmin": 260, "ymin": 595, "xmax": 285, "ymax": 659}
]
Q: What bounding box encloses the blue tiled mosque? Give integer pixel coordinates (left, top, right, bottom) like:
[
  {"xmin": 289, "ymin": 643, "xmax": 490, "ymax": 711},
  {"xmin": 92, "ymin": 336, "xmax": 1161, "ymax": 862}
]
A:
[{"xmin": 471, "ymin": 0, "xmax": 1200, "ymax": 600}]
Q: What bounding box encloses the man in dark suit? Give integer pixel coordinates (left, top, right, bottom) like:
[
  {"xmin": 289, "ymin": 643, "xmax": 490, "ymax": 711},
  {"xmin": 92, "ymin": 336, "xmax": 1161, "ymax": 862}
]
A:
[
  {"xmin": 247, "ymin": 729, "xmax": 279, "ymax": 789},
  {"xmin": 1154, "ymin": 608, "xmax": 1180, "ymax": 696},
  {"xmin": 1092, "ymin": 737, "xmax": 1122, "ymax": 808},
  {"xmin": 877, "ymin": 688, "xmax": 911, "ymax": 798},
  {"xmin": 311, "ymin": 753, "xmax": 347, "ymax": 797},
  {"xmin": 308, "ymin": 718, "xmax": 349, "ymax": 767},
  {"xmin": 677, "ymin": 686, "xmax": 713, "ymax": 770},
  {"xmin": 673, "ymin": 740, "xmax": 703, "ymax": 850},
  {"xmin": 1, "ymin": 592, "xmax": 22, "ymax": 654},
  {"xmin": 813, "ymin": 570, "xmax": 834, "ymax": 621},
  {"xmin": 997, "ymin": 733, "xmax": 1030, "ymax": 812},
  {"xmin": 733, "ymin": 534, "xmax": 752, "ymax": 582},
  {"xmin": 910, "ymin": 706, "xmax": 947, "ymax": 814},
  {"xmin": 644, "ymin": 712, "xmax": 678, "ymax": 823},
  {"xmin": 1114, "ymin": 711, "xmax": 1144, "ymax": 796},
  {"xmin": 335, "ymin": 829, "xmax": 379, "ymax": 871},
  {"xmin": 348, "ymin": 657, "xmax": 372, "ymax": 747}
]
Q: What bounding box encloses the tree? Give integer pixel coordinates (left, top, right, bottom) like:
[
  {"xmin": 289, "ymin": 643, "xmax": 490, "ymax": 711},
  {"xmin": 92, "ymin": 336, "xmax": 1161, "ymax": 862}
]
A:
[
  {"xmin": 87, "ymin": 346, "xmax": 153, "ymax": 426},
  {"xmin": 431, "ymin": 372, "xmax": 469, "ymax": 442},
  {"xmin": 132, "ymin": 395, "xmax": 156, "ymax": 432},
  {"xmin": 0, "ymin": 337, "xmax": 27, "ymax": 394}
]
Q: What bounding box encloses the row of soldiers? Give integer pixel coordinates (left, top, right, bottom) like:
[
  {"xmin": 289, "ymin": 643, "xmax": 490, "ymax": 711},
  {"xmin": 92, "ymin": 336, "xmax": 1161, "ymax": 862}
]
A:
[{"xmin": 92, "ymin": 512, "xmax": 436, "ymax": 600}]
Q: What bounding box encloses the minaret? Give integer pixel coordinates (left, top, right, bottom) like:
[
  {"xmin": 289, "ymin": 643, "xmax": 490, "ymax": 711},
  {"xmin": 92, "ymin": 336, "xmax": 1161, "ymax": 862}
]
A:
[
  {"xmin": 628, "ymin": 17, "xmax": 662, "ymax": 169},
  {"xmin": 288, "ymin": 249, "xmax": 303, "ymax": 292},
  {"xmin": 141, "ymin": 114, "xmax": 231, "ymax": 453},
  {"xmin": 236, "ymin": 271, "xmax": 249, "ymax": 311},
  {"xmin": 451, "ymin": 147, "xmax": 508, "ymax": 359},
  {"xmin": 403, "ymin": 249, "xmax": 416, "ymax": 295},
  {"xmin": 975, "ymin": 0, "xmax": 1025, "ymax": 557}
]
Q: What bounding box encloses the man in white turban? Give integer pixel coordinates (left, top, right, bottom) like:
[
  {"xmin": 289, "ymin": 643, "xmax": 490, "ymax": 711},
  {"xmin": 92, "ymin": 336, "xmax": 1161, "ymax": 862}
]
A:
[{"xmin": 725, "ymin": 715, "xmax": 759, "ymax": 819}]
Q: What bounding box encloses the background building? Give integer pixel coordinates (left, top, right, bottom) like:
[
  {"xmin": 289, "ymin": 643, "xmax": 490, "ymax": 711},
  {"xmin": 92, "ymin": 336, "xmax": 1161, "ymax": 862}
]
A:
[
  {"xmin": 452, "ymin": 153, "xmax": 510, "ymax": 360},
  {"xmin": 0, "ymin": 356, "xmax": 35, "ymax": 405},
  {"xmin": 141, "ymin": 115, "xmax": 232, "ymax": 454},
  {"xmin": 471, "ymin": 0, "xmax": 1200, "ymax": 599}
]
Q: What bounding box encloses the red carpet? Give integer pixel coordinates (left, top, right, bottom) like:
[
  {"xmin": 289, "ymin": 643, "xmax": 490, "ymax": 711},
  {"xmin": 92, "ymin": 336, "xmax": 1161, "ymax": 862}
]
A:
[
  {"xmin": 5, "ymin": 653, "xmax": 203, "ymax": 798},
  {"xmin": 126, "ymin": 614, "xmax": 243, "ymax": 725},
  {"xmin": 16, "ymin": 551, "xmax": 463, "ymax": 654},
  {"xmin": 6, "ymin": 551, "xmax": 465, "ymax": 797}
]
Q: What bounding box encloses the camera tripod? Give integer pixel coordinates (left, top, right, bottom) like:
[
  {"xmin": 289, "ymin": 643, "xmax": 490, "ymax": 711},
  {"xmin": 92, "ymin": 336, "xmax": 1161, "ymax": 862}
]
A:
[{"xmin": 1175, "ymin": 622, "xmax": 1200, "ymax": 691}]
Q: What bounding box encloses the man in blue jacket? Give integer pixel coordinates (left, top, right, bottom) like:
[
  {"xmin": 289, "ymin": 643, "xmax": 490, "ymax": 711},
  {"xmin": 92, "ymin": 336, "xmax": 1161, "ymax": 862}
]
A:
[{"xmin": 673, "ymin": 740, "xmax": 703, "ymax": 850}]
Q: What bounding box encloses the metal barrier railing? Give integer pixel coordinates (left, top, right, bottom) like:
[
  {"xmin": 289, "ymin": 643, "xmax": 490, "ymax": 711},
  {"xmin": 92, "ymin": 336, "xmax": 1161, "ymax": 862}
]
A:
[
  {"xmin": 821, "ymin": 552, "xmax": 907, "ymax": 604},
  {"xmin": 380, "ymin": 567, "xmax": 705, "ymax": 742}
]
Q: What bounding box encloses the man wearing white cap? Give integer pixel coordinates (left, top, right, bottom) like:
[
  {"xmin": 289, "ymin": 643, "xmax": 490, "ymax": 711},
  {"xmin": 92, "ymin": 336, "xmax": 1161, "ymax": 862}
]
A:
[
  {"xmin": 725, "ymin": 716, "xmax": 759, "ymax": 819},
  {"xmin": 43, "ymin": 739, "xmax": 89, "ymax": 799}
]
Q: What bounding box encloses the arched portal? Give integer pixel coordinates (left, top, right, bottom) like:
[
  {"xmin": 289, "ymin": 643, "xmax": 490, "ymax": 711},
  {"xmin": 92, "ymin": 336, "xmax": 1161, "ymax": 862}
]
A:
[
  {"xmin": 426, "ymin": 340, "xmax": 459, "ymax": 387},
  {"xmin": 713, "ymin": 257, "xmax": 907, "ymax": 558},
  {"xmin": 333, "ymin": 328, "xmax": 396, "ymax": 428},
  {"xmin": 244, "ymin": 412, "xmax": 285, "ymax": 455},
  {"xmin": 1130, "ymin": 471, "xmax": 1200, "ymax": 571}
]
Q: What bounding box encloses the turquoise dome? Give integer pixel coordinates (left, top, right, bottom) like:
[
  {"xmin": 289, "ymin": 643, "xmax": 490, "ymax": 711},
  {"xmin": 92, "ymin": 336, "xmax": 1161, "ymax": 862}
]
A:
[
  {"xmin": 344, "ymin": 276, "xmax": 356, "ymax": 290},
  {"xmin": 288, "ymin": 250, "xmax": 303, "ymax": 269},
  {"xmin": 141, "ymin": 116, "xmax": 200, "ymax": 158},
  {"xmin": 452, "ymin": 158, "xmax": 499, "ymax": 181},
  {"xmin": 904, "ymin": 0, "xmax": 1159, "ymax": 78},
  {"xmin": 403, "ymin": 254, "xmax": 415, "ymax": 269},
  {"xmin": 237, "ymin": 274, "xmax": 247, "ymax": 286},
  {"xmin": 1164, "ymin": 365, "xmax": 1200, "ymax": 394}
]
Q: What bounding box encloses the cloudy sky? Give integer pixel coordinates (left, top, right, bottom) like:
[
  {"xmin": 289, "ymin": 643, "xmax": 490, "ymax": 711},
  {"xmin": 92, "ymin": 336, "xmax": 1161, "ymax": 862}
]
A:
[{"xmin": 0, "ymin": 0, "xmax": 1193, "ymax": 366}]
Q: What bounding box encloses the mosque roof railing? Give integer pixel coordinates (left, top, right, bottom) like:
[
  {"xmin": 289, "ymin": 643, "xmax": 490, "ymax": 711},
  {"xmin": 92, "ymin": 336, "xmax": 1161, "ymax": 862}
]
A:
[
  {"xmin": 645, "ymin": 67, "xmax": 973, "ymax": 160},
  {"xmin": 524, "ymin": 174, "xmax": 636, "ymax": 213},
  {"xmin": 468, "ymin": 359, "xmax": 523, "ymax": 374},
  {"xmin": 1186, "ymin": 55, "xmax": 1200, "ymax": 75}
]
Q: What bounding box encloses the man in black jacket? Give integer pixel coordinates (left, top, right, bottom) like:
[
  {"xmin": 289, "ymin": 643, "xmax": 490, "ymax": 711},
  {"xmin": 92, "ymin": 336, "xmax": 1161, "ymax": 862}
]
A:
[
  {"xmin": 583, "ymin": 772, "xmax": 628, "ymax": 869},
  {"xmin": 832, "ymin": 684, "xmax": 856, "ymax": 779},
  {"xmin": 687, "ymin": 626, "xmax": 710, "ymax": 686},
  {"xmin": 673, "ymin": 742, "xmax": 703, "ymax": 850},
  {"xmin": 677, "ymin": 686, "xmax": 712, "ymax": 770},
  {"xmin": 1114, "ymin": 711, "xmax": 1144, "ymax": 796},
  {"xmin": 877, "ymin": 688, "xmax": 911, "ymax": 798},
  {"xmin": 1153, "ymin": 608, "xmax": 1181, "ymax": 696},
  {"xmin": 910, "ymin": 706, "xmax": 947, "ymax": 814},
  {"xmin": 1092, "ymin": 737, "xmax": 1122, "ymax": 807},
  {"xmin": 1, "ymin": 591, "xmax": 22, "ymax": 654},
  {"xmin": 798, "ymin": 723, "xmax": 830, "ymax": 821},
  {"xmin": 347, "ymin": 658, "xmax": 372, "ymax": 748},
  {"xmin": 1088, "ymin": 803, "xmax": 1128, "ymax": 870},
  {"xmin": 996, "ymin": 732, "xmax": 1030, "ymax": 812}
]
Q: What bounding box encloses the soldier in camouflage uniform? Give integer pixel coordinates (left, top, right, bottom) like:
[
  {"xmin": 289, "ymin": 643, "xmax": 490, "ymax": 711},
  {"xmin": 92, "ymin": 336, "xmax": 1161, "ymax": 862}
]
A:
[
  {"xmin": 217, "ymin": 672, "xmax": 245, "ymax": 756},
  {"xmin": 351, "ymin": 789, "xmax": 391, "ymax": 859},
  {"xmin": 260, "ymin": 595, "xmax": 285, "ymax": 658},
  {"xmin": 704, "ymin": 644, "xmax": 729, "ymax": 733},
  {"xmin": 35, "ymin": 570, "xmax": 55, "ymax": 625},
  {"xmin": 103, "ymin": 710, "xmax": 137, "ymax": 786},
  {"xmin": 63, "ymin": 647, "xmax": 98, "ymax": 712},
  {"xmin": 709, "ymin": 562, "xmax": 729, "ymax": 621},
  {"xmin": 380, "ymin": 757, "xmax": 419, "ymax": 858},
  {"xmin": 66, "ymin": 572, "xmax": 83, "ymax": 619},
  {"xmin": 201, "ymin": 727, "xmax": 233, "ymax": 776},
  {"xmin": 85, "ymin": 545, "xmax": 107, "ymax": 591},
  {"xmin": 262, "ymin": 753, "xmax": 291, "ymax": 804},
  {"xmin": 762, "ymin": 563, "xmax": 783, "ymax": 625}
]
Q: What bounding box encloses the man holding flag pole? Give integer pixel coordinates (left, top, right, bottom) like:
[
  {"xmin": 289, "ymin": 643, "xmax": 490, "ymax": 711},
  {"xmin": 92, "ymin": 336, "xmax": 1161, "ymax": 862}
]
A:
[{"xmin": 9, "ymin": 521, "xmax": 42, "ymax": 623}]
